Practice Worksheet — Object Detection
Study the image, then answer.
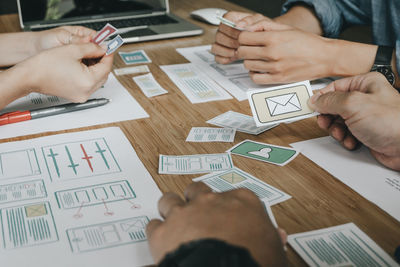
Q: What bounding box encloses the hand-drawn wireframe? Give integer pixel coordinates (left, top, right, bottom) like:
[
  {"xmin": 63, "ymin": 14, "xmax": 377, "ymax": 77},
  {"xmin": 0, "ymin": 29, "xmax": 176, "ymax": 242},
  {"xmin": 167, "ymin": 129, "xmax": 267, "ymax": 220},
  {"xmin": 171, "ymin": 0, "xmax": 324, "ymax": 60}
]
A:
[
  {"xmin": 1, "ymin": 201, "xmax": 58, "ymax": 249},
  {"xmin": 159, "ymin": 153, "xmax": 234, "ymax": 174},
  {"xmin": 193, "ymin": 50, "xmax": 215, "ymax": 63},
  {"xmin": 55, "ymin": 180, "xmax": 136, "ymax": 210},
  {"xmin": 0, "ymin": 149, "xmax": 41, "ymax": 181},
  {"xmin": 194, "ymin": 168, "xmax": 291, "ymax": 205},
  {"xmin": 67, "ymin": 216, "xmax": 149, "ymax": 253},
  {"xmin": 41, "ymin": 138, "xmax": 121, "ymax": 181},
  {"xmin": 0, "ymin": 180, "xmax": 47, "ymax": 204}
]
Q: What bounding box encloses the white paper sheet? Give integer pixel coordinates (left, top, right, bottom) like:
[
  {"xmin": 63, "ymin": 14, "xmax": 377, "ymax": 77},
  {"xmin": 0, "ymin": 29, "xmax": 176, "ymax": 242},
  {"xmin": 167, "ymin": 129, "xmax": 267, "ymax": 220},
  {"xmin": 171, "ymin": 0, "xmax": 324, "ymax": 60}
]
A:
[
  {"xmin": 288, "ymin": 223, "xmax": 399, "ymax": 266},
  {"xmin": 177, "ymin": 45, "xmax": 336, "ymax": 101},
  {"xmin": 0, "ymin": 127, "xmax": 162, "ymax": 267},
  {"xmin": 160, "ymin": 63, "xmax": 232, "ymax": 103},
  {"xmin": 133, "ymin": 73, "xmax": 168, "ymax": 98},
  {"xmin": 291, "ymin": 136, "xmax": 400, "ymax": 222},
  {"xmin": 0, "ymin": 73, "xmax": 149, "ymax": 139}
]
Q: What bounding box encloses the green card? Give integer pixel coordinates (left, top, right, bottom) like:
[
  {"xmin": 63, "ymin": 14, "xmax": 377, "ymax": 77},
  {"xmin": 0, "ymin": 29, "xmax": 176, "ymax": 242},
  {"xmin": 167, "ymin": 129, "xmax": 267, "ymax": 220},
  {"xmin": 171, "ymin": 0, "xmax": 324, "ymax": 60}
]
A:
[{"xmin": 227, "ymin": 140, "xmax": 298, "ymax": 166}]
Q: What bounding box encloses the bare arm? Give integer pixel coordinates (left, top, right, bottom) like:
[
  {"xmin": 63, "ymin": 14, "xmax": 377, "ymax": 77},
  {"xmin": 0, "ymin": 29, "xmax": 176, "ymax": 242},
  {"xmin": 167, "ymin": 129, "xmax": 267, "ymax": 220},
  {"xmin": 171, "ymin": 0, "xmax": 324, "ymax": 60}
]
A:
[{"xmin": 274, "ymin": 5, "xmax": 323, "ymax": 35}]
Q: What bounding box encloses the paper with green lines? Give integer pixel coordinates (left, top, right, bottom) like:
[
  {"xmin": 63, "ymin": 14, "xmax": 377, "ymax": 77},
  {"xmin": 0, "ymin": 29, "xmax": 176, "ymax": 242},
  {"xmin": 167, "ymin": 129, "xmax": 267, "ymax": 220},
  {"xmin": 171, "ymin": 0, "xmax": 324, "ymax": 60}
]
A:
[
  {"xmin": 288, "ymin": 223, "xmax": 399, "ymax": 267},
  {"xmin": 0, "ymin": 127, "xmax": 162, "ymax": 267}
]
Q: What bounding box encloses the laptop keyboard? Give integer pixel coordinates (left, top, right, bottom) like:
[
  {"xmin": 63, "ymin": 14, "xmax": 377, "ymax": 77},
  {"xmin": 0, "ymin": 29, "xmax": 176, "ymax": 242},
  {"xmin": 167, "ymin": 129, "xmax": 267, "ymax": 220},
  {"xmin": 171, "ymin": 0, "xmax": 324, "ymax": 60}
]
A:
[{"xmin": 32, "ymin": 15, "xmax": 178, "ymax": 31}]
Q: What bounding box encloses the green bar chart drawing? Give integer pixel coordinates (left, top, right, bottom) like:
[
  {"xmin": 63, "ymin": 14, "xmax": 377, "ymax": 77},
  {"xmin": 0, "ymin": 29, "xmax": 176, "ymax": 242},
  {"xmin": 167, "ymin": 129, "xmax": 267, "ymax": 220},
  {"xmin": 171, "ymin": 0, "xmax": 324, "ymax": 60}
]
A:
[
  {"xmin": 1, "ymin": 201, "xmax": 58, "ymax": 249},
  {"xmin": 41, "ymin": 138, "xmax": 121, "ymax": 181},
  {"xmin": 55, "ymin": 180, "xmax": 136, "ymax": 209},
  {"xmin": 0, "ymin": 149, "xmax": 41, "ymax": 181},
  {"xmin": 67, "ymin": 216, "xmax": 149, "ymax": 253},
  {"xmin": 0, "ymin": 180, "xmax": 47, "ymax": 204}
]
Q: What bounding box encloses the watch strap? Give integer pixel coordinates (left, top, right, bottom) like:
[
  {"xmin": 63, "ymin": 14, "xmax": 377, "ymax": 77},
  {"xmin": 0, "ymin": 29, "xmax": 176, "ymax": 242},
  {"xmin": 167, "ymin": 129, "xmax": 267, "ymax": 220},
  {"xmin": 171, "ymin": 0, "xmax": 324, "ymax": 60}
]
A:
[{"xmin": 374, "ymin": 46, "xmax": 394, "ymax": 66}]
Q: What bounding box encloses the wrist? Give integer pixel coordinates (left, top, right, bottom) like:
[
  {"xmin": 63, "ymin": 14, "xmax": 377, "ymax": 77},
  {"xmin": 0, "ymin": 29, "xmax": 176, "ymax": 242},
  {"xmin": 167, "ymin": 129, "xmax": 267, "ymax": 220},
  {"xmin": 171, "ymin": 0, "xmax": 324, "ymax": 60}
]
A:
[
  {"xmin": 0, "ymin": 64, "xmax": 32, "ymax": 109},
  {"xmin": 329, "ymin": 39, "xmax": 377, "ymax": 77}
]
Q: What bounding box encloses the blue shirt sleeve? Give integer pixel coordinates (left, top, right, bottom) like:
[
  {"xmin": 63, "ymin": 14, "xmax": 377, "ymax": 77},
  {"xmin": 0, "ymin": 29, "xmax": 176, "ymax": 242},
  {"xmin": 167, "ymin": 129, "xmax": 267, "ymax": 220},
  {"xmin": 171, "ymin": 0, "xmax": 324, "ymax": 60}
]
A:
[{"xmin": 281, "ymin": 0, "xmax": 370, "ymax": 38}]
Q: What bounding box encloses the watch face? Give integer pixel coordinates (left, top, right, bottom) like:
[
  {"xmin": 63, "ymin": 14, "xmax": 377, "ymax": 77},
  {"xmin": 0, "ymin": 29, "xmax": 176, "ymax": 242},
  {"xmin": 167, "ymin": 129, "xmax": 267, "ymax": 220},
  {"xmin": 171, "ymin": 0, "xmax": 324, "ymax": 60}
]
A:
[{"xmin": 374, "ymin": 66, "xmax": 396, "ymax": 85}]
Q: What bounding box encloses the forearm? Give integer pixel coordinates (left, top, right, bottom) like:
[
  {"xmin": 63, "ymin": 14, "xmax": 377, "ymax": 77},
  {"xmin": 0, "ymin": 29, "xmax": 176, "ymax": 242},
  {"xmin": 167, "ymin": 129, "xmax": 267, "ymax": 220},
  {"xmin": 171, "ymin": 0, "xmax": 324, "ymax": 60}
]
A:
[
  {"xmin": 274, "ymin": 5, "xmax": 323, "ymax": 35},
  {"xmin": 0, "ymin": 32, "xmax": 38, "ymax": 67},
  {"xmin": 0, "ymin": 65, "xmax": 30, "ymax": 109}
]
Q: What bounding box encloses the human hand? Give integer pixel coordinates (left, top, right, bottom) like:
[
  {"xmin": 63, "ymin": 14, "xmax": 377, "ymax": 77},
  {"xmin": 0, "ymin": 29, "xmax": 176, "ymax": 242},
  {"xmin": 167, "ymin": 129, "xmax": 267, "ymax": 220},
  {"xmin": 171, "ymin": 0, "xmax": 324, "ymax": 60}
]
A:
[
  {"xmin": 34, "ymin": 26, "xmax": 96, "ymax": 54},
  {"xmin": 146, "ymin": 182, "xmax": 287, "ymax": 266},
  {"xmin": 20, "ymin": 42, "xmax": 113, "ymax": 102},
  {"xmin": 308, "ymin": 72, "xmax": 400, "ymax": 171},
  {"xmin": 211, "ymin": 11, "xmax": 270, "ymax": 64},
  {"xmin": 236, "ymin": 20, "xmax": 334, "ymax": 84}
]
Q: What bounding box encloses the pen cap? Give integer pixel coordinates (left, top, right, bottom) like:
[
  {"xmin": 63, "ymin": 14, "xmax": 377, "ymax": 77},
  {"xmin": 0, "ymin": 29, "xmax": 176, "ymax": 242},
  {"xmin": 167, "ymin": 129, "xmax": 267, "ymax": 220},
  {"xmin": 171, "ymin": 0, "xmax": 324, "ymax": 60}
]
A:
[{"xmin": 0, "ymin": 111, "xmax": 31, "ymax": 125}]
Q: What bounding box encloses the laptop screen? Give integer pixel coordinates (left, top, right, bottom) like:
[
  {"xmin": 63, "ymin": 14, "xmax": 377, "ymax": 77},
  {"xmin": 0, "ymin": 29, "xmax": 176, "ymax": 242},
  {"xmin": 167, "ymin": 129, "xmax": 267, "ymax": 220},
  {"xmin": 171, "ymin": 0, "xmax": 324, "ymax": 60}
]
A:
[{"xmin": 19, "ymin": 0, "xmax": 167, "ymax": 26}]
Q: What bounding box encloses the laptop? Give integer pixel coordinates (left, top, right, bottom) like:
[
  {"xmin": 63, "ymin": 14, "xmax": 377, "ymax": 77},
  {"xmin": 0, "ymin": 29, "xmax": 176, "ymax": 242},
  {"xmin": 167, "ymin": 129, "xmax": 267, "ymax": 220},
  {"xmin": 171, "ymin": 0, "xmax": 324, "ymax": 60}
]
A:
[{"xmin": 17, "ymin": 0, "xmax": 203, "ymax": 43}]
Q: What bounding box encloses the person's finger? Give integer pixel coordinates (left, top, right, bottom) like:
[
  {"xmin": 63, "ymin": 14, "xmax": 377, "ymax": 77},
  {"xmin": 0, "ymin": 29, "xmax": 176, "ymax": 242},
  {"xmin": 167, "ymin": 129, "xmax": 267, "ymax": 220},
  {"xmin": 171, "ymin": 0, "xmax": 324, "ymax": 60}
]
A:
[
  {"xmin": 184, "ymin": 182, "xmax": 212, "ymax": 202},
  {"xmin": 342, "ymin": 131, "xmax": 359, "ymax": 150},
  {"xmin": 218, "ymin": 23, "xmax": 242, "ymax": 39},
  {"xmin": 250, "ymin": 71, "xmax": 286, "ymax": 85},
  {"xmin": 61, "ymin": 25, "xmax": 96, "ymax": 37},
  {"xmin": 370, "ymin": 150, "xmax": 400, "ymax": 171},
  {"xmin": 146, "ymin": 219, "xmax": 163, "ymax": 239},
  {"xmin": 236, "ymin": 13, "xmax": 268, "ymax": 28},
  {"xmin": 316, "ymin": 114, "xmax": 335, "ymax": 131},
  {"xmin": 277, "ymin": 228, "xmax": 287, "ymax": 245},
  {"xmin": 224, "ymin": 11, "xmax": 255, "ymax": 23},
  {"xmin": 308, "ymin": 90, "xmax": 363, "ymax": 118},
  {"xmin": 158, "ymin": 192, "xmax": 185, "ymax": 219},
  {"xmin": 69, "ymin": 35, "xmax": 92, "ymax": 45},
  {"xmin": 237, "ymin": 47, "xmax": 272, "ymax": 61},
  {"xmin": 246, "ymin": 20, "xmax": 293, "ymax": 32},
  {"xmin": 215, "ymin": 31, "xmax": 240, "ymax": 49},
  {"xmin": 328, "ymin": 122, "xmax": 347, "ymax": 144},
  {"xmin": 238, "ymin": 31, "xmax": 271, "ymax": 46},
  {"xmin": 211, "ymin": 43, "xmax": 237, "ymax": 59},
  {"xmin": 71, "ymin": 43, "xmax": 107, "ymax": 59},
  {"xmin": 215, "ymin": 55, "xmax": 237, "ymax": 64},
  {"xmin": 88, "ymin": 54, "xmax": 113, "ymax": 80}
]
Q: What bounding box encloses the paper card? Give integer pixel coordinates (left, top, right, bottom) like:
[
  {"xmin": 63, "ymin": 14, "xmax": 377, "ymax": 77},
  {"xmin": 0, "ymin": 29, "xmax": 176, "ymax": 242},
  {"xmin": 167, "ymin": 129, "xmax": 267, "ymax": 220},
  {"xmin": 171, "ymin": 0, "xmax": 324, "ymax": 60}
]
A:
[
  {"xmin": 207, "ymin": 111, "xmax": 278, "ymax": 135},
  {"xmin": 119, "ymin": 50, "xmax": 152, "ymax": 65},
  {"xmin": 193, "ymin": 167, "xmax": 291, "ymax": 206},
  {"xmin": 227, "ymin": 140, "xmax": 299, "ymax": 166},
  {"xmin": 159, "ymin": 153, "xmax": 234, "ymax": 174},
  {"xmin": 248, "ymin": 80, "xmax": 318, "ymax": 127},
  {"xmin": 160, "ymin": 63, "xmax": 232, "ymax": 103},
  {"xmin": 114, "ymin": 65, "xmax": 150, "ymax": 76},
  {"xmin": 133, "ymin": 73, "xmax": 168, "ymax": 98},
  {"xmin": 217, "ymin": 16, "xmax": 245, "ymax": 31},
  {"xmin": 92, "ymin": 23, "xmax": 117, "ymax": 45},
  {"xmin": 186, "ymin": 127, "xmax": 236, "ymax": 142},
  {"xmin": 264, "ymin": 203, "xmax": 278, "ymax": 228},
  {"xmin": 288, "ymin": 223, "xmax": 399, "ymax": 267},
  {"xmin": 106, "ymin": 35, "xmax": 124, "ymax": 55}
]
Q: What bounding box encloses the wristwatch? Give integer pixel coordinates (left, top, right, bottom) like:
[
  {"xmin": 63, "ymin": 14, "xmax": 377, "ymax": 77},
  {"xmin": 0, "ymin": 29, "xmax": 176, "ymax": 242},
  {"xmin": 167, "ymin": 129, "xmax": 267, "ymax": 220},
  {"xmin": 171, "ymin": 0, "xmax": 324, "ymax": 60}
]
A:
[{"xmin": 371, "ymin": 45, "xmax": 396, "ymax": 86}]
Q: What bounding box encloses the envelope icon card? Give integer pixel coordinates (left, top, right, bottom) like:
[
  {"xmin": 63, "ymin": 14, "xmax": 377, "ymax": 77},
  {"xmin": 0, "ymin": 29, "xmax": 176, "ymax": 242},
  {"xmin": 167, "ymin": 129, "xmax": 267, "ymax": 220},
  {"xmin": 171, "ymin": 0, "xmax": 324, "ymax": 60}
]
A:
[{"xmin": 247, "ymin": 81, "xmax": 318, "ymax": 126}]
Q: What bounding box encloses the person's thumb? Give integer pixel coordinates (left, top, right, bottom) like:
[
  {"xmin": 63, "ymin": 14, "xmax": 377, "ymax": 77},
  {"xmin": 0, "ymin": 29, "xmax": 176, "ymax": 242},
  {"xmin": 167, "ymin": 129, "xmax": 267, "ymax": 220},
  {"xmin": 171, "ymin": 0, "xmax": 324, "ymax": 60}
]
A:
[
  {"xmin": 71, "ymin": 43, "xmax": 107, "ymax": 59},
  {"xmin": 308, "ymin": 90, "xmax": 357, "ymax": 118}
]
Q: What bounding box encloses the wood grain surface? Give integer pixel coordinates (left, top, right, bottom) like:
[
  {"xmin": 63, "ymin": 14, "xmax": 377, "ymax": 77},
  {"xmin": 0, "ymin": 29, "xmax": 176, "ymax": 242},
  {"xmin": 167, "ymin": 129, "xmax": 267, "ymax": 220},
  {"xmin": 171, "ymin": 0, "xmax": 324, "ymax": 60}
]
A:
[{"xmin": 0, "ymin": 0, "xmax": 399, "ymax": 266}]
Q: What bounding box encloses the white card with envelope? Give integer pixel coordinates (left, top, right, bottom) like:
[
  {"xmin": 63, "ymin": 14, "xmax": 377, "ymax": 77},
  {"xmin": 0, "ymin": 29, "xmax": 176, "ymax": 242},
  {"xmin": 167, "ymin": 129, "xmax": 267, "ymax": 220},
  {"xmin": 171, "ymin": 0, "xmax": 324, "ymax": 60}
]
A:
[{"xmin": 247, "ymin": 81, "xmax": 318, "ymax": 126}]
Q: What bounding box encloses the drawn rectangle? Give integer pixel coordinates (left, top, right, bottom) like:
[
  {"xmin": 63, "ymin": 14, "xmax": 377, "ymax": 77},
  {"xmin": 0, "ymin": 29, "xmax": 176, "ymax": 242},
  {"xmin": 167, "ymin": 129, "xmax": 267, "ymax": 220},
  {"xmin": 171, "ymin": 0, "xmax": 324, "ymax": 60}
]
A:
[
  {"xmin": 55, "ymin": 180, "xmax": 136, "ymax": 209},
  {"xmin": 0, "ymin": 180, "xmax": 47, "ymax": 204},
  {"xmin": 0, "ymin": 201, "xmax": 58, "ymax": 249},
  {"xmin": 67, "ymin": 216, "xmax": 149, "ymax": 253},
  {"xmin": 210, "ymin": 62, "xmax": 248, "ymax": 77},
  {"xmin": 0, "ymin": 149, "xmax": 40, "ymax": 180},
  {"xmin": 193, "ymin": 167, "xmax": 291, "ymax": 206},
  {"xmin": 42, "ymin": 138, "xmax": 121, "ymax": 181}
]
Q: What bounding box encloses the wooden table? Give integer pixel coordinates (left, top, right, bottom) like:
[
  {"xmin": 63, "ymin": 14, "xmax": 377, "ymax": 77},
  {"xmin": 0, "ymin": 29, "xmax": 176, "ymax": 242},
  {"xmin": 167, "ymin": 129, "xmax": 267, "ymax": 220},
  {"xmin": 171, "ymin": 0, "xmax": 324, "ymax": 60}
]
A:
[{"xmin": 1, "ymin": 0, "xmax": 399, "ymax": 265}]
